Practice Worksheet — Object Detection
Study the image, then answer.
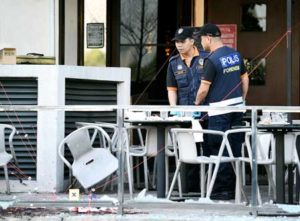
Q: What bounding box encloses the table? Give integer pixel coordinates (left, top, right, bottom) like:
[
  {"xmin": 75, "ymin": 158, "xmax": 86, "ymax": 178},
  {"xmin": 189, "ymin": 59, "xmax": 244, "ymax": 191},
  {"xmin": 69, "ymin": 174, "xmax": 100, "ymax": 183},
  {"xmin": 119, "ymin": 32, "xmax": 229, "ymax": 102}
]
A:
[
  {"xmin": 257, "ymin": 124, "xmax": 300, "ymax": 203},
  {"xmin": 125, "ymin": 118, "xmax": 191, "ymax": 198}
]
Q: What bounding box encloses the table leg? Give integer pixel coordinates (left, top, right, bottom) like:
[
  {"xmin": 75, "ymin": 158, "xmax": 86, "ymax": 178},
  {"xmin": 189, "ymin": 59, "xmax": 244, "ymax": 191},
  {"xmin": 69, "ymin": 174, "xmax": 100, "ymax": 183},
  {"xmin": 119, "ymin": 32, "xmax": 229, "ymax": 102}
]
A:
[
  {"xmin": 288, "ymin": 164, "xmax": 294, "ymax": 204},
  {"xmin": 275, "ymin": 132, "xmax": 285, "ymax": 203},
  {"xmin": 156, "ymin": 126, "xmax": 166, "ymax": 198},
  {"xmin": 180, "ymin": 163, "xmax": 188, "ymax": 194},
  {"xmin": 296, "ymin": 169, "xmax": 300, "ymax": 203}
]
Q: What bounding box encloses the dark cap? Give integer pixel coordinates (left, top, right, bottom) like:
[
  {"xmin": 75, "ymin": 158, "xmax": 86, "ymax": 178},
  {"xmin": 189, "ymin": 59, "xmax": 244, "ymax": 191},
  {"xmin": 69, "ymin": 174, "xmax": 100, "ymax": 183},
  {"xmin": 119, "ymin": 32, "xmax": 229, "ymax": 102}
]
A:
[
  {"xmin": 199, "ymin": 23, "xmax": 221, "ymax": 37},
  {"xmin": 172, "ymin": 27, "xmax": 194, "ymax": 41}
]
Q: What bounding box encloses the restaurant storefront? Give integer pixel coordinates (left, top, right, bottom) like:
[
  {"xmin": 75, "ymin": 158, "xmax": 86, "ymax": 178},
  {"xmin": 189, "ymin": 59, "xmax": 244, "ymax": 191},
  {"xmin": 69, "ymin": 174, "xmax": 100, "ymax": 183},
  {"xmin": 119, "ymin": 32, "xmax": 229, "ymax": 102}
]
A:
[{"xmin": 1, "ymin": 0, "xmax": 299, "ymax": 105}]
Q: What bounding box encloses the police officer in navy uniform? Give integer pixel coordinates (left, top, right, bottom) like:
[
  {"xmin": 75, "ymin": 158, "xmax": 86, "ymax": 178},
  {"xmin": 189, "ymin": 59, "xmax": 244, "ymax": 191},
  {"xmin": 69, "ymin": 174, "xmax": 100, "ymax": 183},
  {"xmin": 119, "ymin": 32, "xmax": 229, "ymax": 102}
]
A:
[
  {"xmin": 195, "ymin": 23, "xmax": 249, "ymax": 200},
  {"xmin": 166, "ymin": 27, "xmax": 208, "ymax": 193},
  {"xmin": 167, "ymin": 26, "xmax": 208, "ymax": 106}
]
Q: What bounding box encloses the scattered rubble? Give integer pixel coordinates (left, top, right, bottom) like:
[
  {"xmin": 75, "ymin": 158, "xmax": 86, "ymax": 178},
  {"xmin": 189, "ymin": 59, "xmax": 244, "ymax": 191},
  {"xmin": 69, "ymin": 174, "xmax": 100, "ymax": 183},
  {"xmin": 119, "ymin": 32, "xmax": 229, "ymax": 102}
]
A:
[{"xmin": 0, "ymin": 206, "xmax": 146, "ymax": 218}]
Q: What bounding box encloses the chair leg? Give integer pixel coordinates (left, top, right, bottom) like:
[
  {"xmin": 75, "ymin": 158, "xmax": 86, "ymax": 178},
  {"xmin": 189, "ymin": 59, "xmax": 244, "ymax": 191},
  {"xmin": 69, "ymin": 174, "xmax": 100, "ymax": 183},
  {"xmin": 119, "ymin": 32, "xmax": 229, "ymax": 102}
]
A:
[
  {"xmin": 143, "ymin": 156, "xmax": 149, "ymax": 190},
  {"xmin": 265, "ymin": 165, "xmax": 276, "ymax": 199},
  {"xmin": 125, "ymin": 153, "xmax": 134, "ymax": 199},
  {"xmin": 296, "ymin": 167, "xmax": 300, "ymax": 203},
  {"xmin": 242, "ymin": 159, "xmax": 246, "ymax": 186},
  {"xmin": 152, "ymin": 156, "xmax": 157, "ymax": 189},
  {"xmin": 69, "ymin": 168, "xmax": 73, "ymax": 187},
  {"xmin": 206, "ymin": 163, "xmax": 213, "ymax": 196},
  {"xmin": 237, "ymin": 161, "xmax": 249, "ymax": 203},
  {"xmin": 200, "ymin": 163, "xmax": 206, "ymax": 198},
  {"xmin": 249, "ymin": 162, "xmax": 262, "ymax": 205},
  {"xmin": 207, "ymin": 162, "xmax": 220, "ymax": 198},
  {"xmin": 167, "ymin": 161, "xmax": 181, "ymax": 200},
  {"xmin": 4, "ymin": 165, "xmax": 10, "ymax": 194},
  {"xmin": 110, "ymin": 174, "xmax": 115, "ymax": 191},
  {"xmin": 235, "ymin": 161, "xmax": 242, "ymax": 203},
  {"xmin": 257, "ymin": 183, "xmax": 262, "ymax": 205},
  {"xmin": 102, "ymin": 176, "xmax": 110, "ymax": 192},
  {"xmin": 173, "ymin": 156, "xmax": 182, "ymax": 198},
  {"xmin": 165, "ymin": 156, "xmax": 169, "ymax": 194},
  {"xmin": 136, "ymin": 157, "xmax": 141, "ymax": 189}
]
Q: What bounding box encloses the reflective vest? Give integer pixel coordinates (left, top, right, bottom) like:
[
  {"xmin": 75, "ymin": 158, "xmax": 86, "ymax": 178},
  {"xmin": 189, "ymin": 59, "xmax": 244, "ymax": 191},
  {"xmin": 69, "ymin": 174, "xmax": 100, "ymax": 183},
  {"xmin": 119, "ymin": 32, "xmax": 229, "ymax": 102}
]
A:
[{"xmin": 205, "ymin": 46, "xmax": 244, "ymax": 105}]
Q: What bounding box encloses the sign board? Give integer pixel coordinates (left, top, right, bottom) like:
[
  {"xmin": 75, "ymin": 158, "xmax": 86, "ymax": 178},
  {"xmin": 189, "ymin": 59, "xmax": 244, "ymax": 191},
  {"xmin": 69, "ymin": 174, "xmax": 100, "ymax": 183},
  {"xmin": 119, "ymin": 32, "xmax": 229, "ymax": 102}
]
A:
[
  {"xmin": 87, "ymin": 23, "xmax": 104, "ymax": 48},
  {"xmin": 217, "ymin": 24, "xmax": 237, "ymax": 50}
]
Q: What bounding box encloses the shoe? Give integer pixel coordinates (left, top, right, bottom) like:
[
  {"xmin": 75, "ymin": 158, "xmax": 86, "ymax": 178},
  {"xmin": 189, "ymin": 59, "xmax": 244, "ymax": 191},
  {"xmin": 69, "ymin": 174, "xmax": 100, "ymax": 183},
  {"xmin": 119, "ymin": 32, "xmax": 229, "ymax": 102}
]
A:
[{"xmin": 210, "ymin": 191, "xmax": 235, "ymax": 200}]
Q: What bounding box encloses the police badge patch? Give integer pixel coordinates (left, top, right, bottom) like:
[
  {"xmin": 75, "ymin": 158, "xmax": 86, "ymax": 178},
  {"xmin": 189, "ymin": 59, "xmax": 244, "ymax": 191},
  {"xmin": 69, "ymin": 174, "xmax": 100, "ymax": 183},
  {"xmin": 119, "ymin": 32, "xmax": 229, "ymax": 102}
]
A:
[
  {"xmin": 175, "ymin": 65, "xmax": 185, "ymax": 75},
  {"xmin": 198, "ymin": 58, "xmax": 204, "ymax": 69}
]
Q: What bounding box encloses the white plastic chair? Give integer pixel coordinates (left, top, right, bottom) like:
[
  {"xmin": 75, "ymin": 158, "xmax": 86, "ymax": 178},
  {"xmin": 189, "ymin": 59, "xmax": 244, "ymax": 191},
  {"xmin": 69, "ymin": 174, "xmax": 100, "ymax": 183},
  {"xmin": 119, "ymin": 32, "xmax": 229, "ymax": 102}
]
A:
[
  {"xmin": 151, "ymin": 125, "xmax": 182, "ymax": 195},
  {"xmin": 240, "ymin": 131, "xmax": 276, "ymax": 204},
  {"xmin": 167, "ymin": 128, "xmax": 239, "ymax": 201},
  {"xmin": 124, "ymin": 125, "xmax": 157, "ymax": 193},
  {"xmin": 0, "ymin": 124, "xmax": 17, "ymax": 194},
  {"xmin": 164, "ymin": 126, "xmax": 182, "ymax": 195},
  {"xmin": 76, "ymin": 122, "xmax": 135, "ymax": 197},
  {"xmin": 284, "ymin": 132, "xmax": 300, "ymax": 173},
  {"xmin": 58, "ymin": 125, "xmax": 118, "ymax": 189},
  {"xmin": 160, "ymin": 121, "xmax": 203, "ymax": 195},
  {"xmin": 282, "ymin": 131, "xmax": 300, "ymax": 197},
  {"xmin": 224, "ymin": 128, "xmax": 251, "ymax": 203},
  {"xmin": 75, "ymin": 122, "xmax": 119, "ymax": 152}
]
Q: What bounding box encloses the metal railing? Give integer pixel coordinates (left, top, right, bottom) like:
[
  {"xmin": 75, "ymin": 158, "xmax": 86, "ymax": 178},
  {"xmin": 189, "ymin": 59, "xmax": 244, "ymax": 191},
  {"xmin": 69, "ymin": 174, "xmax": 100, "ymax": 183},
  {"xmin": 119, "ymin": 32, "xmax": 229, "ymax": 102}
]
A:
[{"xmin": 1, "ymin": 104, "xmax": 300, "ymax": 214}]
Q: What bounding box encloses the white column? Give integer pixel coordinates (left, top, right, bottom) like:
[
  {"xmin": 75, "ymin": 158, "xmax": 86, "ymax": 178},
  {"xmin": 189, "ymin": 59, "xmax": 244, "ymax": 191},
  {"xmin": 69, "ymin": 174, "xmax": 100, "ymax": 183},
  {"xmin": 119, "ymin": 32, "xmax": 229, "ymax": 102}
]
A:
[{"xmin": 36, "ymin": 67, "xmax": 65, "ymax": 192}]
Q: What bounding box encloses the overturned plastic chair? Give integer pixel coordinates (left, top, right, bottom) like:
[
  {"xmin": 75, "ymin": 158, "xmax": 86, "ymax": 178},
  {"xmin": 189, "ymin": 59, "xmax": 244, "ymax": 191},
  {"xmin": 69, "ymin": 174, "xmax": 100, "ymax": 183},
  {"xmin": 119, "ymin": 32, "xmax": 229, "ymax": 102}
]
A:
[
  {"xmin": 58, "ymin": 125, "xmax": 118, "ymax": 189},
  {"xmin": 0, "ymin": 124, "xmax": 18, "ymax": 194},
  {"xmin": 76, "ymin": 121, "xmax": 119, "ymax": 152}
]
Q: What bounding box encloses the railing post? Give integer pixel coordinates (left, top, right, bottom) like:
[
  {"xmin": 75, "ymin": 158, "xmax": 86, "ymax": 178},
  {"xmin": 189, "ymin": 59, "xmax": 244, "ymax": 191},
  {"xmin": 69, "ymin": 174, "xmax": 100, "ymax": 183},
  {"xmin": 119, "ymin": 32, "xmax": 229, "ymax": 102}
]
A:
[
  {"xmin": 251, "ymin": 108, "xmax": 258, "ymax": 206},
  {"xmin": 117, "ymin": 107, "xmax": 124, "ymax": 215}
]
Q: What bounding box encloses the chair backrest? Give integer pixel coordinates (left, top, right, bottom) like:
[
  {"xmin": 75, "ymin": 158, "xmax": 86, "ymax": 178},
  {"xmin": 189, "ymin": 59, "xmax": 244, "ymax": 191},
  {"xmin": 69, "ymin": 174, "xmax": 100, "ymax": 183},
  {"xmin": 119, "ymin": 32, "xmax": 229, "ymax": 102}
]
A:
[
  {"xmin": 124, "ymin": 125, "xmax": 157, "ymax": 156},
  {"xmin": 0, "ymin": 125, "xmax": 7, "ymax": 154},
  {"xmin": 60, "ymin": 125, "xmax": 111, "ymax": 164},
  {"xmin": 165, "ymin": 126, "xmax": 180, "ymax": 156},
  {"xmin": 65, "ymin": 128, "xmax": 93, "ymax": 160},
  {"xmin": 172, "ymin": 128, "xmax": 227, "ymax": 163},
  {"xmin": 95, "ymin": 122, "xmax": 118, "ymax": 152},
  {"xmin": 245, "ymin": 131, "xmax": 275, "ymax": 162},
  {"xmin": 0, "ymin": 124, "xmax": 16, "ymax": 154},
  {"xmin": 173, "ymin": 129, "xmax": 198, "ymax": 163},
  {"xmin": 145, "ymin": 126, "xmax": 157, "ymax": 156},
  {"xmin": 284, "ymin": 132, "xmax": 300, "ymax": 164},
  {"xmin": 225, "ymin": 128, "xmax": 251, "ymax": 158},
  {"xmin": 165, "ymin": 126, "xmax": 174, "ymax": 148},
  {"xmin": 75, "ymin": 121, "xmax": 118, "ymax": 152}
]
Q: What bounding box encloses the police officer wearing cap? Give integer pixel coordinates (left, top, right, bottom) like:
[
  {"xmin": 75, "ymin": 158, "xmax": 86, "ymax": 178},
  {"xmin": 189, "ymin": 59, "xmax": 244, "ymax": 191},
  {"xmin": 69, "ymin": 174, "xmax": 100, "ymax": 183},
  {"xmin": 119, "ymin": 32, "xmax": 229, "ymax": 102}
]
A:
[
  {"xmin": 166, "ymin": 26, "xmax": 208, "ymax": 193},
  {"xmin": 195, "ymin": 23, "xmax": 249, "ymax": 200},
  {"xmin": 167, "ymin": 27, "xmax": 208, "ymax": 106}
]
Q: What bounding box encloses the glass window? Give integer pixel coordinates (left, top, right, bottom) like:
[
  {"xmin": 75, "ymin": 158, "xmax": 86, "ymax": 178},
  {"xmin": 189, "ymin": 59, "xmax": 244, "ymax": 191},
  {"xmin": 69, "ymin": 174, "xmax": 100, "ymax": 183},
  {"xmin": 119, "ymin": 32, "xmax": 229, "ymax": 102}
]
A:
[
  {"xmin": 244, "ymin": 58, "xmax": 266, "ymax": 85},
  {"xmin": 241, "ymin": 3, "xmax": 267, "ymax": 32},
  {"xmin": 120, "ymin": 0, "xmax": 158, "ymax": 82},
  {"xmin": 84, "ymin": 0, "xmax": 107, "ymax": 66},
  {"xmin": 120, "ymin": 46, "xmax": 157, "ymax": 82}
]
